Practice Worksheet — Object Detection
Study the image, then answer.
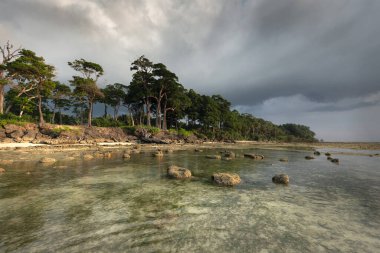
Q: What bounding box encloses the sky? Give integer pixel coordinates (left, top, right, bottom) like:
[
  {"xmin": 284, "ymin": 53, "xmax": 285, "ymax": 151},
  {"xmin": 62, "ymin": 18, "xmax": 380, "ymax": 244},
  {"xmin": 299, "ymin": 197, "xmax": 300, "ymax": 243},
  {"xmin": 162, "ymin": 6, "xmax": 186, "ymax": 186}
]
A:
[{"xmin": 1, "ymin": 0, "xmax": 380, "ymax": 141}]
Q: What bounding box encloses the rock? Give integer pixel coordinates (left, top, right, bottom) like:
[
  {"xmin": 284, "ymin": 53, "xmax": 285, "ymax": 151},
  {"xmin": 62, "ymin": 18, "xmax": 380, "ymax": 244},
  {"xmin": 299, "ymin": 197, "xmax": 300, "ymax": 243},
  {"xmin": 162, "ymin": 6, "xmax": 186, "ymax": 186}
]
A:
[
  {"xmin": 83, "ymin": 154, "xmax": 94, "ymax": 160},
  {"xmin": 54, "ymin": 166, "xmax": 68, "ymax": 169},
  {"xmin": 272, "ymin": 174, "xmax": 289, "ymax": 184},
  {"xmin": 325, "ymin": 152, "xmax": 331, "ymax": 157},
  {"xmin": 212, "ymin": 173, "xmax": 241, "ymax": 186},
  {"xmin": 39, "ymin": 157, "xmax": 56, "ymax": 163},
  {"xmin": 305, "ymin": 156, "xmax": 315, "ymax": 160},
  {"xmin": 0, "ymin": 168, "xmax": 5, "ymax": 173},
  {"xmin": 153, "ymin": 151, "xmax": 164, "ymax": 157},
  {"xmin": 0, "ymin": 159, "xmax": 14, "ymax": 165},
  {"xmin": 206, "ymin": 155, "xmax": 221, "ymax": 159},
  {"xmin": 103, "ymin": 152, "xmax": 112, "ymax": 159},
  {"xmin": 131, "ymin": 149, "xmax": 141, "ymax": 154},
  {"xmin": 224, "ymin": 151, "xmax": 236, "ymax": 158},
  {"xmin": 22, "ymin": 130, "xmax": 37, "ymax": 142},
  {"xmin": 314, "ymin": 151, "xmax": 321, "ymax": 155},
  {"xmin": 123, "ymin": 153, "xmax": 131, "ymax": 159},
  {"xmin": 165, "ymin": 149, "xmax": 174, "ymax": 153},
  {"xmin": 279, "ymin": 158, "xmax": 288, "ymax": 162},
  {"xmin": 194, "ymin": 148, "xmax": 203, "ymax": 152},
  {"xmin": 331, "ymin": 158, "xmax": 339, "ymax": 164},
  {"xmin": 64, "ymin": 157, "xmax": 76, "ymax": 161},
  {"xmin": 222, "ymin": 157, "xmax": 233, "ymax": 161},
  {"xmin": 327, "ymin": 157, "xmax": 333, "ymax": 160},
  {"xmin": 244, "ymin": 153, "xmax": 264, "ymax": 160},
  {"xmin": 167, "ymin": 165, "xmax": 192, "ymax": 179},
  {"xmin": 93, "ymin": 152, "xmax": 105, "ymax": 158}
]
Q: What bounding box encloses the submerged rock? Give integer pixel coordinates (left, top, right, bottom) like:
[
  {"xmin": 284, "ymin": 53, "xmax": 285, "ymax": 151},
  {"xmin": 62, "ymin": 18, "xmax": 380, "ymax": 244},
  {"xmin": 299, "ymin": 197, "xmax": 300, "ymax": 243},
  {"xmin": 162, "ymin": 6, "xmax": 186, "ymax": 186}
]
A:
[
  {"xmin": 206, "ymin": 155, "xmax": 222, "ymax": 160},
  {"xmin": 244, "ymin": 153, "xmax": 264, "ymax": 160},
  {"xmin": 167, "ymin": 165, "xmax": 192, "ymax": 179},
  {"xmin": 153, "ymin": 150, "xmax": 164, "ymax": 157},
  {"xmin": 194, "ymin": 148, "xmax": 203, "ymax": 152},
  {"xmin": 123, "ymin": 152, "xmax": 131, "ymax": 159},
  {"xmin": 39, "ymin": 157, "xmax": 56, "ymax": 163},
  {"xmin": 0, "ymin": 159, "xmax": 14, "ymax": 165},
  {"xmin": 325, "ymin": 152, "xmax": 331, "ymax": 157},
  {"xmin": 83, "ymin": 154, "xmax": 94, "ymax": 160},
  {"xmin": 327, "ymin": 157, "xmax": 333, "ymax": 160},
  {"xmin": 0, "ymin": 168, "xmax": 5, "ymax": 173},
  {"xmin": 165, "ymin": 149, "xmax": 174, "ymax": 153},
  {"xmin": 305, "ymin": 156, "xmax": 315, "ymax": 160},
  {"xmin": 224, "ymin": 151, "xmax": 236, "ymax": 158},
  {"xmin": 212, "ymin": 172, "xmax": 241, "ymax": 186},
  {"xmin": 279, "ymin": 158, "xmax": 288, "ymax": 162},
  {"xmin": 331, "ymin": 158, "xmax": 339, "ymax": 164},
  {"xmin": 272, "ymin": 174, "xmax": 289, "ymax": 184},
  {"xmin": 314, "ymin": 151, "xmax": 321, "ymax": 155}
]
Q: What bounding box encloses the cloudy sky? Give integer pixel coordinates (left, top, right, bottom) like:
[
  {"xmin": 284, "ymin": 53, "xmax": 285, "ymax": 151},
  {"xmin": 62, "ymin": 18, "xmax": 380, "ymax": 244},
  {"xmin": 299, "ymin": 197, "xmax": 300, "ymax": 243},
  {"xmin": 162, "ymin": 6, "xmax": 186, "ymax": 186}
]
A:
[{"xmin": 1, "ymin": 0, "xmax": 380, "ymax": 141}]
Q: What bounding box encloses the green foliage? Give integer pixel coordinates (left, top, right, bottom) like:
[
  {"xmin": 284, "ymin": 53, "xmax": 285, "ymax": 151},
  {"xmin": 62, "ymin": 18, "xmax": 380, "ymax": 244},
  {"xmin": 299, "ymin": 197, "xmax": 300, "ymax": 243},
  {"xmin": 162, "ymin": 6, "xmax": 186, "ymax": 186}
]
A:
[
  {"xmin": 92, "ymin": 117, "xmax": 126, "ymax": 127},
  {"xmin": 280, "ymin": 123, "xmax": 317, "ymax": 142},
  {"xmin": 51, "ymin": 126, "xmax": 71, "ymax": 134},
  {"xmin": 0, "ymin": 113, "xmax": 34, "ymax": 126}
]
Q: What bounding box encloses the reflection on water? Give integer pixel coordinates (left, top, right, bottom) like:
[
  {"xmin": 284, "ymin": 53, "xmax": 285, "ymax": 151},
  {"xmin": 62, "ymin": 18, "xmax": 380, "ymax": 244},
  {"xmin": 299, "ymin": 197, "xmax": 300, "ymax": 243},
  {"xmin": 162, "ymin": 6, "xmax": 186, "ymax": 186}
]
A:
[{"xmin": 0, "ymin": 147, "xmax": 380, "ymax": 252}]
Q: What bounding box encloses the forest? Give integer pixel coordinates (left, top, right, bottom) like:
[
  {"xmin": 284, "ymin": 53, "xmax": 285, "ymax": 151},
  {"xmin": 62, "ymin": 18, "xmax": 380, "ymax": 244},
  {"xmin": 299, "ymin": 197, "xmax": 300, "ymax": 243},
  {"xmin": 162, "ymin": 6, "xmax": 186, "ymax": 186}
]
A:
[{"xmin": 0, "ymin": 41, "xmax": 317, "ymax": 142}]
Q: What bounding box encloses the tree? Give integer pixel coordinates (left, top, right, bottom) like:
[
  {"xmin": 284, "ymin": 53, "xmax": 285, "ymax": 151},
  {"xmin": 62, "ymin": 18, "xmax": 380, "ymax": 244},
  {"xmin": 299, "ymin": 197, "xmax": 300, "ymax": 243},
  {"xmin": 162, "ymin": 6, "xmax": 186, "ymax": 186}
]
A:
[
  {"xmin": 50, "ymin": 82, "xmax": 71, "ymax": 124},
  {"xmin": 151, "ymin": 63, "xmax": 181, "ymax": 129},
  {"xmin": 130, "ymin": 56, "xmax": 154, "ymax": 126},
  {"xmin": 68, "ymin": 59, "xmax": 104, "ymax": 127},
  {"xmin": 0, "ymin": 41, "xmax": 21, "ymax": 114},
  {"xmin": 6, "ymin": 49, "xmax": 55, "ymax": 125},
  {"xmin": 102, "ymin": 83, "xmax": 127, "ymax": 120}
]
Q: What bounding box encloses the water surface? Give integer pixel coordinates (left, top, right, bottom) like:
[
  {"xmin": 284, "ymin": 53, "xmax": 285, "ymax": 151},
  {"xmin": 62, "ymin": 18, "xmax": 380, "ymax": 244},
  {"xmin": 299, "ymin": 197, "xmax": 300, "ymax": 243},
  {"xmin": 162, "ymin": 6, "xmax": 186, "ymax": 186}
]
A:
[{"xmin": 0, "ymin": 147, "xmax": 379, "ymax": 252}]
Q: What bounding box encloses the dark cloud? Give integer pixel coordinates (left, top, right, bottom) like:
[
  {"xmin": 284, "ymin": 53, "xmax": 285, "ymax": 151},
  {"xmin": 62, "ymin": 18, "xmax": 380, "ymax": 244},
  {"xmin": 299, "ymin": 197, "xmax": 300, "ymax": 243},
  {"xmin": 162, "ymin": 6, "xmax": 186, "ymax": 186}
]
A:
[{"xmin": 1, "ymin": 0, "xmax": 380, "ymax": 140}]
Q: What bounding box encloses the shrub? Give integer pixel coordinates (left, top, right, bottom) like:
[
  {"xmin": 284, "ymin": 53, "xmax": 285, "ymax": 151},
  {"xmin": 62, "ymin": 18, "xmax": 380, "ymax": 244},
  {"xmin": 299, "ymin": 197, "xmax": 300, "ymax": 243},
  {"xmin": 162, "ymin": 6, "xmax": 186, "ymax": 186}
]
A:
[
  {"xmin": 92, "ymin": 117, "xmax": 126, "ymax": 127},
  {"xmin": 0, "ymin": 113, "xmax": 34, "ymax": 127}
]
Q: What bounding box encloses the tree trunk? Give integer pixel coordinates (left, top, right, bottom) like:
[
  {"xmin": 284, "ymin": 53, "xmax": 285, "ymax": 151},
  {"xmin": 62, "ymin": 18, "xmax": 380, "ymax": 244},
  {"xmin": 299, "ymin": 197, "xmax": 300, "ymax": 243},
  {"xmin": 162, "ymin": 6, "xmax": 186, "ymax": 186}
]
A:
[
  {"xmin": 0, "ymin": 85, "xmax": 4, "ymax": 114},
  {"xmin": 146, "ymin": 100, "xmax": 151, "ymax": 126},
  {"xmin": 38, "ymin": 93, "xmax": 44, "ymax": 126},
  {"xmin": 104, "ymin": 104, "xmax": 108, "ymax": 118},
  {"xmin": 59, "ymin": 108, "xmax": 63, "ymax": 125},
  {"xmin": 129, "ymin": 110, "xmax": 134, "ymax": 126},
  {"xmin": 156, "ymin": 97, "xmax": 162, "ymax": 129},
  {"xmin": 88, "ymin": 101, "xmax": 93, "ymax": 127}
]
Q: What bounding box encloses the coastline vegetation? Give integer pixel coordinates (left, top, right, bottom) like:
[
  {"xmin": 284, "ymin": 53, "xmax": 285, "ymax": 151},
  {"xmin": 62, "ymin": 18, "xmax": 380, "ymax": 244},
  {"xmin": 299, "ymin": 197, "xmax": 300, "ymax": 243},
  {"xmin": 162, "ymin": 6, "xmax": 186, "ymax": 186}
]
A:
[{"xmin": 0, "ymin": 41, "xmax": 316, "ymax": 142}]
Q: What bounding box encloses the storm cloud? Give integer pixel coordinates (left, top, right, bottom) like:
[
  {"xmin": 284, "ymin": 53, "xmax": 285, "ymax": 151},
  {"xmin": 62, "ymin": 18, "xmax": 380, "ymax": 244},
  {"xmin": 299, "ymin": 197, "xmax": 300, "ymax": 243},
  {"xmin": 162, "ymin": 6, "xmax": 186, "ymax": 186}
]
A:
[{"xmin": 1, "ymin": 0, "xmax": 380, "ymax": 141}]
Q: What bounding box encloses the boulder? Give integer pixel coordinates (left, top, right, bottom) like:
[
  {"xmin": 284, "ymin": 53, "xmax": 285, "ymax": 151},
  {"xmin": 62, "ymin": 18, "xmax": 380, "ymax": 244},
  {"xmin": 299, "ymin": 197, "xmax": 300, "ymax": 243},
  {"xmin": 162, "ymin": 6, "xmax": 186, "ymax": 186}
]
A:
[
  {"xmin": 194, "ymin": 148, "xmax": 203, "ymax": 152},
  {"xmin": 206, "ymin": 155, "xmax": 221, "ymax": 159},
  {"xmin": 325, "ymin": 152, "xmax": 331, "ymax": 157},
  {"xmin": 22, "ymin": 130, "xmax": 37, "ymax": 142},
  {"xmin": 327, "ymin": 157, "xmax": 333, "ymax": 160},
  {"xmin": 39, "ymin": 157, "xmax": 56, "ymax": 164},
  {"xmin": 212, "ymin": 173, "xmax": 241, "ymax": 186},
  {"xmin": 272, "ymin": 174, "xmax": 289, "ymax": 184},
  {"xmin": 224, "ymin": 151, "xmax": 236, "ymax": 158},
  {"xmin": 305, "ymin": 156, "xmax": 315, "ymax": 160},
  {"xmin": 244, "ymin": 153, "xmax": 264, "ymax": 160},
  {"xmin": 331, "ymin": 158, "xmax": 339, "ymax": 164},
  {"xmin": 153, "ymin": 150, "xmax": 164, "ymax": 157},
  {"xmin": 123, "ymin": 153, "xmax": 131, "ymax": 159},
  {"xmin": 167, "ymin": 165, "xmax": 192, "ymax": 179},
  {"xmin": 279, "ymin": 158, "xmax": 288, "ymax": 162},
  {"xmin": 165, "ymin": 149, "xmax": 174, "ymax": 153},
  {"xmin": 83, "ymin": 154, "xmax": 94, "ymax": 160},
  {"xmin": 0, "ymin": 168, "xmax": 5, "ymax": 173},
  {"xmin": 314, "ymin": 151, "xmax": 321, "ymax": 155}
]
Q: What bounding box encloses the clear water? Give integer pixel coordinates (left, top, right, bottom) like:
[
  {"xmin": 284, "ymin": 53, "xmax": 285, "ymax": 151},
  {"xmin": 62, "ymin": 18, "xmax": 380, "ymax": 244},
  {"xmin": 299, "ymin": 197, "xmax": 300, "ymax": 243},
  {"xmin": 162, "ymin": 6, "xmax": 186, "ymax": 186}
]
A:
[{"xmin": 0, "ymin": 147, "xmax": 379, "ymax": 252}]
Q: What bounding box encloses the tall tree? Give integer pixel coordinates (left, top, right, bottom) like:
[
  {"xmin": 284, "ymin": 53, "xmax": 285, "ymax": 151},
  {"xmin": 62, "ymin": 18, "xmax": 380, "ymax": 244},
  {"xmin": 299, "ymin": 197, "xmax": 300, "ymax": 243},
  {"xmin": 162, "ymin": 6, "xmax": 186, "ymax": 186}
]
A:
[
  {"xmin": 102, "ymin": 83, "xmax": 127, "ymax": 120},
  {"xmin": 151, "ymin": 63, "xmax": 181, "ymax": 129},
  {"xmin": 6, "ymin": 49, "xmax": 55, "ymax": 125},
  {"xmin": 0, "ymin": 41, "xmax": 21, "ymax": 114},
  {"xmin": 130, "ymin": 56, "xmax": 154, "ymax": 126},
  {"xmin": 68, "ymin": 59, "xmax": 104, "ymax": 127},
  {"xmin": 50, "ymin": 81, "xmax": 71, "ymax": 124}
]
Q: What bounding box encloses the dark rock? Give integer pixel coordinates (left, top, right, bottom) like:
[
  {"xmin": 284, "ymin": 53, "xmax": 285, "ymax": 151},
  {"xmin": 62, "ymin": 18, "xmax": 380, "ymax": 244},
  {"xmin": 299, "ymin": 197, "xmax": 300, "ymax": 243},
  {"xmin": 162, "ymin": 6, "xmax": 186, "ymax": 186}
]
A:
[
  {"xmin": 167, "ymin": 165, "xmax": 192, "ymax": 179},
  {"xmin": 224, "ymin": 151, "xmax": 236, "ymax": 158},
  {"xmin": 212, "ymin": 173, "xmax": 241, "ymax": 186},
  {"xmin": 327, "ymin": 157, "xmax": 333, "ymax": 160},
  {"xmin": 244, "ymin": 153, "xmax": 264, "ymax": 160},
  {"xmin": 206, "ymin": 155, "xmax": 221, "ymax": 159},
  {"xmin": 279, "ymin": 158, "xmax": 288, "ymax": 162},
  {"xmin": 325, "ymin": 152, "xmax": 331, "ymax": 156},
  {"xmin": 305, "ymin": 156, "xmax": 315, "ymax": 160},
  {"xmin": 314, "ymin": 151, "xmax": 321, "ymax": 155},
  {"xmin": 331, "ymin": 158, "xmax": 339, "ymax": 164},
  {"xmin": 272, "ymin": 174, "xmax": 289, "ymax": 184}
]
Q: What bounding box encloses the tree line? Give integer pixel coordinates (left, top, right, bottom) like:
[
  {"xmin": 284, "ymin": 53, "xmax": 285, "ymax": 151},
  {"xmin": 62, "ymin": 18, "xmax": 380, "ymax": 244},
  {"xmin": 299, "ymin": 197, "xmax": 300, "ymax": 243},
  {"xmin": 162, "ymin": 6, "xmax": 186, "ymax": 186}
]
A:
[{"xmin": 0, "ymin": 41, "xmax": 317, "ymax": 142}]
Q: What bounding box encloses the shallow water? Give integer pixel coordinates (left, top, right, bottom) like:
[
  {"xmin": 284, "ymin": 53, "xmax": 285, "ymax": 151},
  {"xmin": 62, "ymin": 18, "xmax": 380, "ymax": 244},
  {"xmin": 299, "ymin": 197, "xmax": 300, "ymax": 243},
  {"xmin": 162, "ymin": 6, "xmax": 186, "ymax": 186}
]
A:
[{"xmin": 0, "ymin": 147, "xmax": 379, "ymax": 252}]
